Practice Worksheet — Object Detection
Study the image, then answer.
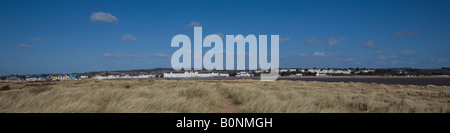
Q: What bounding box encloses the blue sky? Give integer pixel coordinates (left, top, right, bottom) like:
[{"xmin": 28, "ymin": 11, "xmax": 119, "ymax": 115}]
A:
[{"xmin": 0, "ymin": 0, "xmax": 449, "ymax": 75}]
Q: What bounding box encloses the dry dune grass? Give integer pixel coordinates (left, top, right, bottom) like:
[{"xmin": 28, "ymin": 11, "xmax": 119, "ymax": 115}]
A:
[{"xmin": 0, "ymin": 79, "xmax": 449, "ymax": 113}]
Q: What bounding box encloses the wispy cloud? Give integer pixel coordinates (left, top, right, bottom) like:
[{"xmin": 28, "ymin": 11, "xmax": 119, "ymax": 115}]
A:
[
  {"xmin": 313, "ymin": 51, "xmax": 326, "ymax": 57},
  {"xmin": 16, "ymin": 44, "xmax": 32, "ymax": 49},
  {"xmin": 30, "ymin": 37, "xmax": 49, "ymax": 42},
  {"xmin": 362, "ymin": 41, "xmax": 376, "ymax": 50},
  {"xmin": 368, "ymin": 50, "xmax": 397, "ymax": 62},
  {"xmin": 327, "ymin": 37, "xmax": 345, "ymax": 46},
  {"xmin": 65, "ymin": 49, "xmax": 80, "ymax": 53},
  {"xmin": 122, "ymin": 34, "xmax": 138, "ymax": 42},
  {"xmin": 150, "ymin": 53, "xmax": 171, "ymax": 58},
  {"xmin": 90, "ymin": 12, "xmax": 118, "ymax": 24},
  {"xmin": 103, "ymin": 53, "xmax": 140, "ymax": 59},
  {"xmin": 279, "ymin": 37, "xmax": 291, "ymax": 43},
  {"xmin": 299, "ymin": 53, "xmax": 307, "ymax": 57},
  {"xmin": 400, "ymin": 50, "xmax": 416, "ymax": 55},
  {"xmin": 304, "ymin": 37, "xmax": 344, "ymax": 46},
  {"xmin": 392, "ymin": 31, "xmax": 423, "ymax": 37},
  {"xmin": 186, "ymin": 21, "xmax": 201, "ymax": 28},
  {"xmin": 296, "ymin": 52, "xmax": 365, "ymax": 68},
  {"xmin": 372, "ymin": 50, "xmax": 388, "ymax": 56},
  {"xmin": 305, "ymin": 37, "xmax": 322, "ymax": 46},
  {"xmin": 375, "ymin": 55, "xmax": 397, "ymax": 60},
  {"xmin": 337, "ymin": 57, "xmax": 358, "ymax": 62}
]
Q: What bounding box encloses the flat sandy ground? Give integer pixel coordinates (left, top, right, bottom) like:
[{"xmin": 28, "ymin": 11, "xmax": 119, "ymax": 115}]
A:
[{"xmin": 0, "ymin": 79, "xmax": 449, "ymax": 113}]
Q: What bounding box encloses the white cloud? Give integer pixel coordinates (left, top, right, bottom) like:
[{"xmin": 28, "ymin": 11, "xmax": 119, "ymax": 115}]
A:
[
  {"xmin": 299, "ymin": 53, "xmax": 307, "ymax": 57},
  {"xmin": 363, "ymin": 41, "xmax": 376, "ymax": 50},
  {"xmin": 16, "ymin": 44, "xmax": 32, "ymax": 49},
  {"xmin": 327, "ymin": 37, "xmax": 345, "ymax": 46},
  {"xmin": 30, "ymin": 37, "xmax": 48, "ymax": 42},
  {"xmin": 313, "ymin": 51, "xmax": 326, "ymax": 57},
  {"xmin": 103, "ymin": 53, "xmax": 140, "ymax": 59},
  {"xmin": 65, "ymin": 49, "xmax": 80, "ymax": 53},
  {"xmin": 279, "ymin": 37, "xmax": 291, "ymax": 43},
  {"xmin": 150, "ymin": 53, "xmax": 171, "ymax": 58},
  {"xmin": 122, "ymin": 34, "xmax": 138, "ymax": 42},
  {"xmin": 375, "ymin": 55, "xmax": 396, "ymax": 60},
  {"xmin": 436, "ymin": 58, "xmax": 449, "ymax": 63},
  {"xmin": 370, "ymin": 49, "xmax": 397, "ymax": 62},
  {"xmin": 390, "ymin": 60, "xmax": 399, "ymax": 64},
  {"xmin": 400, "ymin": 50, "xmax": 416, "ymax": 55},
  {"xmin": 392, "ymin": 31, "xmax": 423, "ymax": 37},
  {"xmin": 342, "ymin": 57, "xmax": 357, "ymax": 61},
  {"xmin": 186, "ymin": 21, "xmax": 201, "ymax": 28},
  {"xmin": 90, "ymin": 12, "xmax": 118, "ymax": 24},
  {"xmin": 371, "ymin": 50, "xmax": 389, "ymax": 56},
  {"xmin": 305, "ymin": 37, "xmax": 322, "ymax": 46}
]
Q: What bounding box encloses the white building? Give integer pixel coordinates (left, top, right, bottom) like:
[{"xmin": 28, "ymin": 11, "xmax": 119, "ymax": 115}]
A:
[
  {"xmin": 342, "ymin": 70, "xmax": 352, "ymax": 74},
  {"xmin": 106, "ymin": 75, "xmax": 117, "ymax": 79},
  {"xmin": 219, "ymin": 73, "xmax": 229, "ymax": 77},
  {"xmin": 26, "ymin": 77, "xmax": 39, "ymax": 81},
  {"xmin": 316, "ymin": 73, "xmax": 327, "ymax": 77},
  {"xmin": 122, "ymin": 75, "xmax": 131, "ymax": 79},
  {"xmin": 236, "ymin": 72, "xmax": 253, "ymax": 77},
  {"xmin": 334, "ymin": 69, "xmax": 352, "ymax": 74},
  {"xmin": 163, "ymin": 71, "xmax": 228, "ymax": 78},
  {"xmin": 198, "ymin": 72, "xmax": 219, "ymax": 78},
  {"xmin": 94, "ymin": 75, "xmax": 104, "ymax": 80},
  {"xmin": 315, "ymin": 69, "xmax": 321, "ymax": 73},
  {"xmin": 138, "ymin": 74, "xmax": 155, "ymax": 79},
  {"xmin": 254, "ymin": 70, "xmax": 263, "ymax": 73},
  {"xmin": 164, "ymin": 72, "xmax": 190, "ymax": 78},
  {"xmin": 327, "ymin": 69, "xmax": 334, "ymax": 74}
]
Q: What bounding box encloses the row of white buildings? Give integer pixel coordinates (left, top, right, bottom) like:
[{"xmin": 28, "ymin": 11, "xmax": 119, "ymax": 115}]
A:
[
  {"xmin": 163, "ymin": 71, "xmax": 231, "ymax": 78},
  {"xmin": 276, "ymin": 68, "xmax": 376, "ymax": 77},
  {"xmin": 278, "ymin": 68, "xmax": 375, "ymax": 74},
  {"xmin": 92, "ymin": 74, "xmax": 155, "ymax": 80},
  {"xmin": 0, "ymin": 74, "xmax": 157, "ymax": 81}
]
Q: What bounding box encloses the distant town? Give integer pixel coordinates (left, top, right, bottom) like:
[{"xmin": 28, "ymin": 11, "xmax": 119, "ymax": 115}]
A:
[{"xmin": 1, "ymin": 67, "xmax": 449, "ymax": 82}]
